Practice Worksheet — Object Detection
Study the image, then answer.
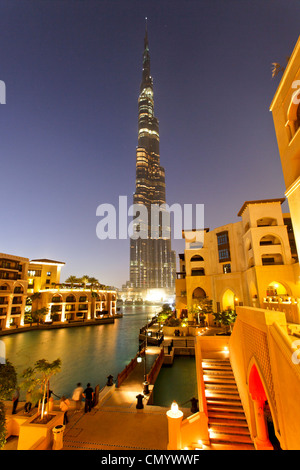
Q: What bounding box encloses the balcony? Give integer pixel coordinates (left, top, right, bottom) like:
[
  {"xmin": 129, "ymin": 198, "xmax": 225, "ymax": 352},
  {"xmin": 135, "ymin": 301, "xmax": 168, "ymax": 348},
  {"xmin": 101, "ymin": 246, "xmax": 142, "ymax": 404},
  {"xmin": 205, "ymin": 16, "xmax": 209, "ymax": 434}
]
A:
[{"xmin": 176, "ymin": 272, "xmax": 186, "ymax": 280}]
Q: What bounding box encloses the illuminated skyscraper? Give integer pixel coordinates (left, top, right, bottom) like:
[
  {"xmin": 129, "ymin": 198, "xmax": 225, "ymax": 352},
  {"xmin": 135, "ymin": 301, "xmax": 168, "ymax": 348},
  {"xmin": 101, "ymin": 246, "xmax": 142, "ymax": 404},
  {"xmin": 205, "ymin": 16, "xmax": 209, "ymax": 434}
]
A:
[{"xmin": 129, "ymin": 24, "xmax": 176, "ymax": 294}]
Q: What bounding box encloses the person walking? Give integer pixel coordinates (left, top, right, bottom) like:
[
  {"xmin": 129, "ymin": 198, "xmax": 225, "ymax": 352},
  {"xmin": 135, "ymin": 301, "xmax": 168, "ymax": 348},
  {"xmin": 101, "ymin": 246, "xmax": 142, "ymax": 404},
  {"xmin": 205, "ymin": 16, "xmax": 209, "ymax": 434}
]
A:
[
  {"xmin": 60, "ymin": 396, "xmax": 70, "ymax": 425},
  {"xmin": 83, "ymin": 383, "xmax": 94, "ymax": 413},
  {"xmin": 24, "ymin": 390, "xmax": 32, "ymax": 414},
  {"xmin": 12, "ymin": 387, "xmax": 20, "ymax": 414},
  {"xmin": 72, "ymin": 382, "xmax": 84, "ymax": 412}
]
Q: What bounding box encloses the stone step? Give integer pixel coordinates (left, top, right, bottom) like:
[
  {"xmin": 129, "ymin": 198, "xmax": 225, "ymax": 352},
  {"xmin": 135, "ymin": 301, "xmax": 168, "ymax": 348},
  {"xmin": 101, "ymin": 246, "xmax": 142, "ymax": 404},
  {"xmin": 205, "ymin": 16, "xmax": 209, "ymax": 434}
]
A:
[
  {"xmin": 207, "ymin": 402, "xmax": 245, "ymax": 411},
  {"xmin": 207, "ymin": 441, "xmax": 255, "ymax": 451},
  {"xmin": 205, "ymin": 382, "xmax": 238, "ymax": 390},
  {"xmin": 202, "ymin": 357, "xmax": 254, "ymax": 450},
  {"xmin": 204, "ymin": 371, "xmax": 235, "ymax": 378},
  {"xmin": 203, "ymin": 358, "xmax": 230, "ymax": 364},
  {"xmin": 210, "ymin": 424, "xmax": 251, "ymax": 436},
  {"xmin": 204, "ymin": 376, "xmax": 236, "ymax": 384},
  {"xmin": 205, "ymin": 389, "xmax": 240, "ymax": 401},
  {"xmin": 208, "ymin": 417, "xmax": 249, "ymax": 428},
  {"xmin": 209, "ymin": 431, "xmax": 253, "ymax": 445},
  {"xmin": 208, "ymin": 410, "xmax": 248, "ymax": 421},
  {"xmin": 202, "ymin": 363, "xmax": 232, "ymax": 370}
]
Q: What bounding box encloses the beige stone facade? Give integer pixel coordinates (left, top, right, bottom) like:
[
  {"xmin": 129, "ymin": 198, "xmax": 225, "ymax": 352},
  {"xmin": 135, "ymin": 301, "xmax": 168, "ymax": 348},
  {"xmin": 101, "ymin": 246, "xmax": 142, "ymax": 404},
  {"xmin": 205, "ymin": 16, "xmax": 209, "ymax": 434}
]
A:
[
  {"xmin": 27, "ymin": 258, "xmax": 65, "ymax": 293},
  {"xmin": 176, "ymin": 199, "xmax": 300, "ymax": 324},
  {"xmin": 270, "ymin": 36, "xmax": 300, "ymax": 263},
  {"xmin": 0, "ymin": 253, "xmax": 29, "ymax": 329},
  {"xmin": 32, "ymin": 288, "xmax": 117, "ymax": 323}
]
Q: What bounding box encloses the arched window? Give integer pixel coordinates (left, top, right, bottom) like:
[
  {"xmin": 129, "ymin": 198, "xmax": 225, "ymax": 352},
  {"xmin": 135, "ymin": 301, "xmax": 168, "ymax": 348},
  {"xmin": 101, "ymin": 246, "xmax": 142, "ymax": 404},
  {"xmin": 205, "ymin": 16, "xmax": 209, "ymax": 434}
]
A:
[
  {"xmin": 257, "ymin": 217, "xmax": 277, "ymax": 227},
  {"xmin": 192, "ymin": 287, "xmax": 206, "ymax": 299},
  {"xmin": 14, "ymin": 284, "xmax": 24, "ymax": 294},
  {"xmin": 261, "ymin": 254, "xmax": 283, "ymax": 266},
  {"xmin": 259, "ymin": 234, "xmax": 281, "ymax": 246},
  {"xmin": 190, "ymin": 255, "xmax": 204, "ymax": 262},
  {"xmin": 66, "ymin": 294, "xmax": 76, "ymax": 303}
]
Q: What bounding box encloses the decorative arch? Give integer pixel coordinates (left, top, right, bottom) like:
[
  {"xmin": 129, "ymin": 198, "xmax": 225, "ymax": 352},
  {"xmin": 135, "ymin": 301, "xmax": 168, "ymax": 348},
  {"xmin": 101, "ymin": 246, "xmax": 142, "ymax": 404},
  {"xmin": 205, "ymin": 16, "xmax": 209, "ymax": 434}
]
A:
[
  {"xmin": 190, "ymin": 254, "xmax": 204, "ymax": 262},
  {"xmin": 65, "ymin": 294, "xmax": 76, "ymax": 303},
  {"xmin": 247, "ymin": 359, "xmax": 279, "ymax": 449},
  {"xmin": 256, "ymin": 217, "xmax": 277, "ymax": 227},
  {"xmin": 192, "ymin": 287, "xmax": 206, "ymax": 300},
  {"xmin": 51, "ymin": 294, "xmax": 63, "ymax": 303},
  {"xmin": 266, "ymin": 280, "xmax": 291, "ymax": 297},
  {"xmin": 0, "ymin": 282, "xmax": 11, "ymax": 292},
  {"xmin": 222, "ymin": 288, "xmax": 236, "ymax": 310},
  {"xmin": 13, "ymin": 283, "xmax": 24, "ymax": 294},
  {"xmin": 259, "ymin": 234, "xmax": 282, "ymax": 246}
]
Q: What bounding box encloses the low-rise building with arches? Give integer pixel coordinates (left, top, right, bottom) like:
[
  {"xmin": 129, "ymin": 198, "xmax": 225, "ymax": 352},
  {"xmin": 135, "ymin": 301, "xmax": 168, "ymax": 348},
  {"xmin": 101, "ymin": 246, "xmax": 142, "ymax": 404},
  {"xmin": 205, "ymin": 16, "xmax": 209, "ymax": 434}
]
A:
[
  {"xmin": 175, "ymin": 199, "xmax": 300, "ymax": 324},
  {"xmin": 0, "ymin": 253, "xmax": 29, "ymax": 329}
]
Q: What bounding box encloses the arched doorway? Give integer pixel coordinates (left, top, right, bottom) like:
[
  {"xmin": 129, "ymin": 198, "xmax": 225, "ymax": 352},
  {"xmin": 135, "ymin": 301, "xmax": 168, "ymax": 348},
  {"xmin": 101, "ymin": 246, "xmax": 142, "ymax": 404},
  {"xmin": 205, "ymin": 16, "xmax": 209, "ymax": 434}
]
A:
[
  {"xmin": 222, "ymin": 289, "xmax": 235, "ymax": 310},
  {"xmin": 248, "ymin": 363, "xmax": 280, "ymax": 450},
  {"xmin": 266, "ymin": 281, "xmax": 289, "ymax": 297},
  {"xmin": 192, "ymin": 287, "xmax": 206, "ymax": 301}
]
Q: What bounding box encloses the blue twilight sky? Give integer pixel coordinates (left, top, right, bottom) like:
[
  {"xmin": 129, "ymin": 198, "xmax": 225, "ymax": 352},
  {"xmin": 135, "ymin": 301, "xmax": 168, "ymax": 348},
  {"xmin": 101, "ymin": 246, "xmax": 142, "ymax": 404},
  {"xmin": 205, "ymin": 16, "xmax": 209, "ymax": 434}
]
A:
[{"xmin": 0, "ymin": 0, "xmax": 299, "ymax": 288}]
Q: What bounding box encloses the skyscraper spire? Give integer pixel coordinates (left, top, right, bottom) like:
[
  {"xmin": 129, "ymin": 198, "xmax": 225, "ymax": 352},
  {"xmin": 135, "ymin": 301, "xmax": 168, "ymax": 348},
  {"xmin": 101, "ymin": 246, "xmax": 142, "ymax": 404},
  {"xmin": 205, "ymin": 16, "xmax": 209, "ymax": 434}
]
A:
[
  {"xmin": 130, "ymin": 26, "xmax": 176, "ymax": 294},
  {"xmin": 141, "ymin": 18, "xmax": 152, "ymax": 92},
  {"xmin": 144, "ymin": 17, "xmax": 148, "ymax": 49}
]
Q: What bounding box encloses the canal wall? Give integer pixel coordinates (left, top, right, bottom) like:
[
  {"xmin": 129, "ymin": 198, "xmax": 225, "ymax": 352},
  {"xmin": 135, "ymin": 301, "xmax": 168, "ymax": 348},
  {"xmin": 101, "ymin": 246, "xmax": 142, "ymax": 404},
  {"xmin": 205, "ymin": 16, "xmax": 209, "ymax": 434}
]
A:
[{"xmin": 0, "ymin": 317, "xmax": 116, "ymax": 336}]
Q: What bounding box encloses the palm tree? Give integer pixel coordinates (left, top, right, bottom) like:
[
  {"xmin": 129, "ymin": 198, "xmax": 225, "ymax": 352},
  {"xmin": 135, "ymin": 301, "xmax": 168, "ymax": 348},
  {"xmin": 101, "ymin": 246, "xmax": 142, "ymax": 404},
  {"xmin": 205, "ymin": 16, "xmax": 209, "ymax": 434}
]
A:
[
  {"xmin": 31, "ymin": 307, "xmax": 48, "ymax": 325},
  {"xmin": 21, "ymin": 359, "xmax": 61, "ymax": 420},
  {"xmin": 81, "ymin": 275, "xmax": 90, "ymax": 289},
  {"xmin": 88, "ymin": 277, "xmax": 99, "ymax": 289},
  {"xmin": 65, "ymin": 275, "xmax": 78, "ymax": 288}
]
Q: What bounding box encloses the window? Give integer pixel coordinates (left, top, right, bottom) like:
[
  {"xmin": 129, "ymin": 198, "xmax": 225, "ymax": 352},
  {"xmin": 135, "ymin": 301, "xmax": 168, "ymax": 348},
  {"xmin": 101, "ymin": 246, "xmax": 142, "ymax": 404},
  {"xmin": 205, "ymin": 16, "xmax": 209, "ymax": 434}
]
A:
[
  {"xmin": 223, "ymin": 263, "xmax": 231, "ymax": 274},
  {"xmin": 219, "ymin": 249, "xmax": 230, "ymax": 261},
  {"xmin": 191, "ymin": 269, "xmax": 205, "ymax": 276},
  {"xmin": 28, "ymin": 270, "xmax": 41, "ymax": 277},
  {"xmin": 217, "ymin": 231, "xmax": 231, "ymax": 262},
  {"xmin": 47, "ymin": 272, "xmax": 51, "ymax": 277},
  {"xmin": 217, "ymin": 233, "xmax": 228, "ymax": 245}
]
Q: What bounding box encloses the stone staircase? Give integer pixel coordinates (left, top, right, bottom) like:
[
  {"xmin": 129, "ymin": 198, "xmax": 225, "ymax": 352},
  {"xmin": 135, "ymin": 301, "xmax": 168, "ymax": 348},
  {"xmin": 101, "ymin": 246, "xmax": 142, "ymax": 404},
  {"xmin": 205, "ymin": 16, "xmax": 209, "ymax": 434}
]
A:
[{"xmin": 202, "ymin": 358, "xmax": 255, "ymax": 450}]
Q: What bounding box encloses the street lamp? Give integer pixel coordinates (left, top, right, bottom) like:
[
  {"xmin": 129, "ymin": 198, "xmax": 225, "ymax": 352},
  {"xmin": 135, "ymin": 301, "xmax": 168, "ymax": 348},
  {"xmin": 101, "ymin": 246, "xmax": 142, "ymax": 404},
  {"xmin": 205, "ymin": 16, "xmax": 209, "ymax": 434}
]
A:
[{"xmin": 143, "ymin": 314, "xmax": 150, "ymax": 395}]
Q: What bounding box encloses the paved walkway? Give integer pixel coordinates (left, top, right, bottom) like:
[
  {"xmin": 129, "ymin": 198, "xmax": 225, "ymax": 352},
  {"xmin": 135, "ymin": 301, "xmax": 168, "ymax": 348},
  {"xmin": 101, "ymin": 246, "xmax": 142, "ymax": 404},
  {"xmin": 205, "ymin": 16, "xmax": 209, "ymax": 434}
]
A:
[
  {"xmin": 61, "ymin": 345, "xmax": 194, "ymax": 451},
  {"xmin": 61, "ymin": 350, "xmax": 174, "ymax": 450},
  {"xmin": 4, "ymin": 338, "xmax": 195, "ymax": 451}
]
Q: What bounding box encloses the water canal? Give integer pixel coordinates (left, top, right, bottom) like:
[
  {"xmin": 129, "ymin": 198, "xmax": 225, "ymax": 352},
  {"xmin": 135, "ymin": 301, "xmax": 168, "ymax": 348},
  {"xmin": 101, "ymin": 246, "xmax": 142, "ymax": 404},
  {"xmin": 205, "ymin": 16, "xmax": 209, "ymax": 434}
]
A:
[{"xmin": 1, "ymin": 305, "xmax": 197, "ymax": 406}]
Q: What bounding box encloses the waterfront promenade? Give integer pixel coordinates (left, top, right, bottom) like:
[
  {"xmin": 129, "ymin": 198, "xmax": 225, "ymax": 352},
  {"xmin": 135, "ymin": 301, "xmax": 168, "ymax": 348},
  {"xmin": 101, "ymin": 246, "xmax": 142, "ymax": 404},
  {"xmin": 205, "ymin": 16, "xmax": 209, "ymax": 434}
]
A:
[
  {"xmin": 60, "ymin": 341, "xmax": 193, "ymax": 451},
  {"xmin": 3, "ymin": 340, "xmax": 191, "ymax": 451}
]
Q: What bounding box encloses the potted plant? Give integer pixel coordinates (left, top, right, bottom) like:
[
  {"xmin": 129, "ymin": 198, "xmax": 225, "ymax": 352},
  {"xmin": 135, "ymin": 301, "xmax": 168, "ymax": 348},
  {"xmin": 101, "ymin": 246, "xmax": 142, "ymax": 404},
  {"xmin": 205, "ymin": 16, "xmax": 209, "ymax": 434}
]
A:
[
  {"xmin": 20, "ymin": 359, "xmax": 61, "ymax": 423},
  {"xmin": 213, "ymin": 309, "xmax": 237, "ymax": 334}
]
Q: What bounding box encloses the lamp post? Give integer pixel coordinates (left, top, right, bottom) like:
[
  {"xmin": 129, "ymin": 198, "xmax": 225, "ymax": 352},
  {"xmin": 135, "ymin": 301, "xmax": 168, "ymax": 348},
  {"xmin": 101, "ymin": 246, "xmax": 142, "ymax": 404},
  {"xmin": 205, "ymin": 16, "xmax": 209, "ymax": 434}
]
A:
[
  {"xmin": 166, "ymin": 401, "xmax": 184, "ymax": 450},
  {"xmin": 143, "ymin": 324, "xmax": 150, "ymax": 395}
]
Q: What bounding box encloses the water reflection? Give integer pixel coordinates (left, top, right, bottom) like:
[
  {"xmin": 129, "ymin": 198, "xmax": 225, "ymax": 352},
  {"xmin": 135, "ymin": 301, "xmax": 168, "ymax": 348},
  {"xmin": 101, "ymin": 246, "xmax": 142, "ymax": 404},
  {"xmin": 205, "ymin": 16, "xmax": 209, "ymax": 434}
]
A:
[{"xmin": 2, "ymin": 305, "xmax": 158, "ymax": 399}]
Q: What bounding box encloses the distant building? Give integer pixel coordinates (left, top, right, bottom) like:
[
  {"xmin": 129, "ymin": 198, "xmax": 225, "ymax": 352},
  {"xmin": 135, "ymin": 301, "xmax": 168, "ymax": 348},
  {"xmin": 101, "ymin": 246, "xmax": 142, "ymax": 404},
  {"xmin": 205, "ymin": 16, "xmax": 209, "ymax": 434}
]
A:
[
  {"xmin": 176, "ymin": 199, "xmax": 300, "ymax": 323},
  {"xmin": 27, "ymin": 258, "xmax": 65, "ymax": 293},
  {"xmin": 0, "ymin": 253, "xmax": 29, "ymax": 329},
  {"xmin": 31, "ymin": 288, "xmax": 116, "ymax": 323},
  {"xmin": 0, "ymin": 254, "xmax": 117, "ymax": 330},
  {"xmin": 129, "ymin": 24, "xmax": 176, "ymax": 298}
]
